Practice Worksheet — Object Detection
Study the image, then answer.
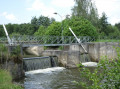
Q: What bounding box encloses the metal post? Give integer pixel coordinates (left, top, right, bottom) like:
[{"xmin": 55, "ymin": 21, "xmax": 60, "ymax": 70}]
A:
[
  {"xmin": 54, "ymin": 12, "xmax": 63, "ymax": 44},
  {"xmin": 2, "ymin": 24, "xmax": 13, "ymax": 45},
  {"xmin": 53, "ymin": 13, "xmax": 70, "ymax": 45},
  {"xmin": 69, "ymin": 27, "xmax": 87, "ymax": 53}
]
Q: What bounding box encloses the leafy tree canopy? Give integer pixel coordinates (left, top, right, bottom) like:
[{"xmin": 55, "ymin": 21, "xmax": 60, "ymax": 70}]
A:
[
  {"xmin": 45, "ymin": 22, "xmax": 61, "ymax": 36},
  {"xmin": 115, "ymin": 22, "xmax": 120, "ymax": 31},
  {"xmin": 62, "ymin": 17, "xmax": 98, "ymax": 37},
  {"xmin": 72, "ymin": 0, "xmax": 99, "ymax": 26},
  {"xmin": 31, "ymin": 15, "xmax": 55, "ymax": 27},
  {"xmin": 34, "ymin": 25, "xmax": 46, "ymax": 36}
]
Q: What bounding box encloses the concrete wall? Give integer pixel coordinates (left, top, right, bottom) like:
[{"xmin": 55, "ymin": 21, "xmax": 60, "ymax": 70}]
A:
[
  {"xmin": 88, "ymin": 42, "xmax": 119, "ymax": 62},
  {"xmin": 25, "ymin": 42, "xmax": 120, "ymax": 68},
  {"xmin": 41, "ymin": 44, "xmax": 90, "ymax": 68},
  {"xmin": 42, "ymin": 50, "xmax": 81, "ymax": 68},
  {"xmin": 25, "ymin": 46, "xmax": 44, "ymax": 56}
]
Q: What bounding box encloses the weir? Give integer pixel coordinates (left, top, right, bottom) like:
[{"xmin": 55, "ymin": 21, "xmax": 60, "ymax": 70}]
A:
[{"xmin": 23, "ymin": 56, "xmax": 58, "ymax": 71}]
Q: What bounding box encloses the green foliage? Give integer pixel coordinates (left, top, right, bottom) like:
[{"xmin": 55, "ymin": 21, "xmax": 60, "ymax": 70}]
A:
[
  {"xmin": 34, "ymin": 25, "xmax": 46, "ymax": 36},
  {"xmin": 108, "ymin": 26, "xmax": 120, "ymax": 37},
  {"xmin": 31, "ymin": 16, "xmax": 38, "ymax": 25},
  {"xmin": 31, "ymin": 15, "xmax": 55, "ymax": 27},
  {"xmin": 115, "ymin": 22, "xmax": 120, "ymax": 31},
  {"xmin": 58, "ymin": 46, "xmax": 63, "ymax": 50},
  {"xmin": 3, "ymin": 23, "xmax": 38, "ymax": 35},
  {"xmin": 98, "ymin": 12, "xmax": 109, "ymax": 36},
  {"xmin": 0, "ymin": 44, "xmax": 8, "ymax": 52},
  {"xmin": 0, "ymin": 44, "xmax": 22, "ymax": 64},
  {"xmin": 72, "ymin": 0, "xmax": 99, "ymax": 27},
  {"xmin": 63, "ymin": 17, "xmax": 98, "ymax": 37},
  {"xmin": 0, "ymin": 25, "xmax": 5, "ymax": 37},
  {"xmin": 44, "ymin": 46, "xmax": 47, "ymax": 50},
  {"xmin": 0, "ymin": 44, "xmax": 9, "ymax": 60},
  {"xmin": 11, "ymin": 45, "xmax": 21, "ymax": 56},
  {"xmin": 0, "ymin": 69, "xmax": 23, "ymax": 89},
  {"xmin": 18, "ymin": 24, "xmax": 38, "ymax": 35},
  {"xmin": 77, "ymin": 47, "xmax": 120, "ymax": 89},
  {"xmin": 10, "ymin": 32, "xmax": 21, "ymax": 38},
  {"xmin": 45, "ymin": 22, "xmax": 61, "ymax": 36},
  {"xmin": 6, "ymin": 23, "xmax": 14, "ymax": 34}
]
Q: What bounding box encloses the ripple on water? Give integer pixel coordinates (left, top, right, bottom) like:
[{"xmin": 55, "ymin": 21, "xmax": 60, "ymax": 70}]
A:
[{"xmin": 24, "ymin": 67, "xmax": 85, "ymax": 89}]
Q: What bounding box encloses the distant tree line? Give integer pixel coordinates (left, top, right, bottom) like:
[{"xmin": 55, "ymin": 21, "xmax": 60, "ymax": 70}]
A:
[{"xmin": 0, "ymin": 0, "xmax": 120, "ymax": 38}]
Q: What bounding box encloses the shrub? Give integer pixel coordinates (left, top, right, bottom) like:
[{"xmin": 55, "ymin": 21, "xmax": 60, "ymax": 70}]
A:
[
  {"xmin": 76, "ymin": 47, "xmax": 120, "ymax": 89},
  {"xmin": 62, "ymin": 17, "xmax": 98, "ymax": 37}
]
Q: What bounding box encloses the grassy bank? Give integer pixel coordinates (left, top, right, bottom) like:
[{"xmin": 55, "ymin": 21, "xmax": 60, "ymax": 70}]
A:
[{"xmin": 0, "ymin": 69, "xmax": 23, "ymax": 89}]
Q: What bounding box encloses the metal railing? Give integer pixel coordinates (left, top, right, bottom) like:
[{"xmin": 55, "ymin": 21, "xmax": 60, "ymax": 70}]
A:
[{"xmin": 0, "ymin": 36, "xmax": 120, "ymax": 46}]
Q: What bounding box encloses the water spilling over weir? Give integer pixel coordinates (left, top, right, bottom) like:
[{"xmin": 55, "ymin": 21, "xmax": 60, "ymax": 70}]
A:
[{"xmin": 23, "ymin": 56, "xmax": 58, "ymax": 71}]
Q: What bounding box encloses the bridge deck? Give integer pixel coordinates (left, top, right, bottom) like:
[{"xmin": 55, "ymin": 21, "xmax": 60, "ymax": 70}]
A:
[
  {"xmin": 22, "ymin": 44, "xmax": 71, "ymax": 47},
  {"xmin": 0, "ymin": 36, "xmax": 93, "ymax": 47}
]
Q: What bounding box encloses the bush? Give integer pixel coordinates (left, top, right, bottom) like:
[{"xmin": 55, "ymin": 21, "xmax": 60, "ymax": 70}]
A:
[
  {"xmin": 0, "ymin": 44, "xmax": 22, "ymax": 64},
  {"xmin": 76, "ymin": 47, "xmax": 120, "ymax": 89},
  {"xmin": 62, "ymin": 17, "xmax": 98, "ymax": 37},
  {"xmin": 34, "ymin": 25, "xmax": 46, "ymax": 36},
  {"xmin": 45, "ymin": 22, "xmax": 61, "ymax": 36}
]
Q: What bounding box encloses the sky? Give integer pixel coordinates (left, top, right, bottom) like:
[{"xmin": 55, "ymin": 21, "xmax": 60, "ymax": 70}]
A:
[{"xmin": 0, "ymin": 0, "xmax": 120, "ymax": 25}]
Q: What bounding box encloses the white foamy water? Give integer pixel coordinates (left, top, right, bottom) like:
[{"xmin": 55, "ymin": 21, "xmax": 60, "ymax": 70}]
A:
[
  {"xmin": 82, "ymin": 62, "xmax": 98, "ymax": 67},
  {"xmin": 25, "ymin": 67, "xmax": 65, "ymax": 75}
]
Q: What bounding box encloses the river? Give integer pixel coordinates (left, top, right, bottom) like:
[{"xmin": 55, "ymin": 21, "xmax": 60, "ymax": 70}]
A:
[{"xmin": 22, "ymin": 67, "xmax": 86, "ymax": 89}]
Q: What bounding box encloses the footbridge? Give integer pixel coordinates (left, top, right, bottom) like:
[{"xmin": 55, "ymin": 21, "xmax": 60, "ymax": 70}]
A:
[{"xmin": 0, "ymin": 36, "xmax": 95, "ymax": 47}]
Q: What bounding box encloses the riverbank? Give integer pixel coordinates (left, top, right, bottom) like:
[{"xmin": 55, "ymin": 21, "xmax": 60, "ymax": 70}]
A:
[
  {"xmin": 0, "ymin": 44, "xmax": 25, "ymax": 80},
  {"xmin": 0, "ymin": 69, "xmax": 23, "ymax": 89}
]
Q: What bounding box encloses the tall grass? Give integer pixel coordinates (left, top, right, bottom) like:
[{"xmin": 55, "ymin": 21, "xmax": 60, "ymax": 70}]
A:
[{"xmin": 0, "ymin": 69, "xmax": 23, "ymax": 89}]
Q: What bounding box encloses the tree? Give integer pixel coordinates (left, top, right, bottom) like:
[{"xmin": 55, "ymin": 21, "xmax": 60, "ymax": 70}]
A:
[
  {"xmin": 108, "ymin": 25, "xmax": 120, "ymax": 38},
  {"xmin": 115, "ymin": 22, "xmax": 120, "ymax": 31},
  {"xmin": 62, "ymin": 17, "xmax": 98, "ymax": 37},
  {"xmin": 0, "ymin": 25, "xmax": 5, "ymax": 37},
  {"xmin": 34, "ymin": 25, "xmax": 46, "ymax": 36},
  {"xmin": 6, "ymin": 23, "xmax": 14, "ymax": 34},
  {"xmin": 72, "ymin": 0, "xmax": 99, "ymax": 26},
  {"xmin": 37, "ymin": 15, "xmax": 55, "ymax": 27},
  {"xmin": 98, "ymin": 12, "xmax": 109, "ymax": 36},
  {"xmin": 45, "ymin": 22, "xmax": 61, "ymax": 36},
  {"xmin": 31, "ymin": 16, "xmax": 37, "ymax": 25},
  {"xmin": 50, "ymin": 18, "xmax": 55, "ymax": 24},
  {"xmin": 13, "ymin": 24, "xmax": 20, "ymax": 33}
]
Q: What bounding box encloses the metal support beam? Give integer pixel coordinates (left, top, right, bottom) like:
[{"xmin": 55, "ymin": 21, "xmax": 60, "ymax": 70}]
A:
[
  {"xmin": 69, "ymin": 27, "xmax": 87, "ymax": 53},
  {"xmin": 3, "ymin": 24, "xmax": 13, "ymax": 45}
]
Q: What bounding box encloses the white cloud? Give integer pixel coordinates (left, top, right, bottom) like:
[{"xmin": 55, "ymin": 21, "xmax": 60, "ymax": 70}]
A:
[
  {"xmin": 42, "ymin": 8, "xmax": 55, "ymax": 17},
  {"xmin": 2, "ymin": 12, "xmax": 18, "ymax": 21},
  {"xmin": 95, "ymin": 0, "xmax": 120, "ymax": 24},
  {"xmin": 6, "ymin": 14, "xmax": 17, "ymax": 21},
  {"xmin": 27, "ymin": 0, "xmax": 45, "ymax": 11},
  {"xmin": 109, "ymin": 17, "xmax": 120, "ymax": 25},
  {"xmin": 26, "ymin": 0, "xmax": 56, "ymax": 18},
  {"xmin": 2, "ymin": 12, "xmax": 7, "ymax": 16},
  {"xmin": 51, "ymin": 0, "xmax": 75, "ymax": 8}
]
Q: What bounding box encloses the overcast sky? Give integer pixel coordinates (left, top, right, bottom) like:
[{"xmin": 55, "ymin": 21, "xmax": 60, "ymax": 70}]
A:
[{"xmin": 0, "ymin": 0, "xmax": 120, "ymax": 25}]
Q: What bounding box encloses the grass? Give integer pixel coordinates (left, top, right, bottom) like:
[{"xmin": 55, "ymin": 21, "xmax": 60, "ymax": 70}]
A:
[
  {"xmin": 93, "ymin": 39, "xmax": 120, "ymax": 42},
  {"xmin": 0, "ymin": 69, "xmax": 23, "ymax": 89}
]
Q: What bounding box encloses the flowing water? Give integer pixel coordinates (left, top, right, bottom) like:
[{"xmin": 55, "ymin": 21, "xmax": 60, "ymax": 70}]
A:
[
  {"xmin": 23, "ymin": 56, "xmax": 58, "ymax": 71},
  {"xmin": 22, "ymin": 55, "xmax": 93, "ymax": 89},
  {"xmin": 23, "ymin": 67, "xmax": 85, "ymax": 89}
]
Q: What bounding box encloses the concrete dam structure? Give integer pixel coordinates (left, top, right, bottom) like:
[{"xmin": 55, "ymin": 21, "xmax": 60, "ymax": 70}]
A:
[{"xmin": 25, "ymin": 42, "xmax": 119, "ymax": 68}]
